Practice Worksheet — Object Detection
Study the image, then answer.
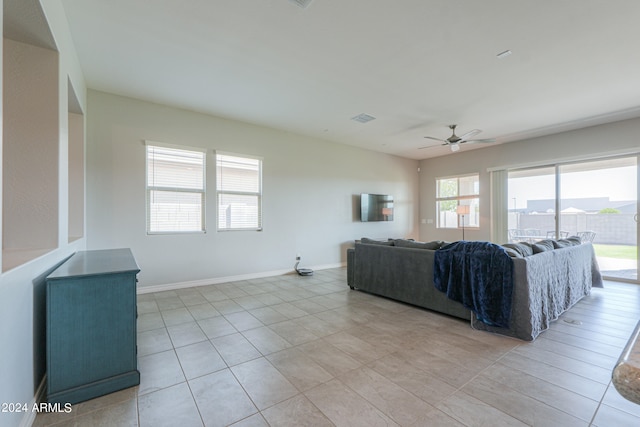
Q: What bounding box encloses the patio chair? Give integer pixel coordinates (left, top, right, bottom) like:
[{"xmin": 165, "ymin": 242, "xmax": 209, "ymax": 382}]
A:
[
  {"xmin": 524, "ymin": 228, "xmax": 542, "ymax": 236},
  {"xmin": 508, "ymin": 229, "xmax": 530, "ymax": 243},
  {"xmin": 546, "ymin": 230, "xmax": 569, "ymax": 239},
  {"xmin": 577, "ymin": 231, "xmax": 596, "ymax": 243}
]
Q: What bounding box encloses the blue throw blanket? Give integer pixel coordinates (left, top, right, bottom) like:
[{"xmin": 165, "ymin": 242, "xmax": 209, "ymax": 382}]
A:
[{"xmin": 433, "ymin": 241, "xmax": 514, "ymax": 328}]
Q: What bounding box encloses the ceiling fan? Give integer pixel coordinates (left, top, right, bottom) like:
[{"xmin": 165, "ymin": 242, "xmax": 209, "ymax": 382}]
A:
[{"xmin": 421, "ymin": 124, "xmax": 496, "ymax": 152}]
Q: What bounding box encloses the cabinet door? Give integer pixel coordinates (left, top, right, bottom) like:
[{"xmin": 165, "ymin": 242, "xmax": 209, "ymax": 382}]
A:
[{"xmin": 47, "ymin": 272, "xmax": 137, "ymax": 395}]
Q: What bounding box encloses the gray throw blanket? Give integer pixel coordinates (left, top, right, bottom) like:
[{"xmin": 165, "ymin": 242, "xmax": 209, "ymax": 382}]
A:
[{"xmin": 434, "ymin": 241, "xmax": 514, "ymax": 328}]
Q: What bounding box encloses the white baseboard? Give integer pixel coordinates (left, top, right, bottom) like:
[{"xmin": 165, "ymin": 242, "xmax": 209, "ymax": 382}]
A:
[
  {"xmin": 19, "ymin": 375, "xmax": 46, "ymax": 427},
  {"xmin": 137, "ymin": 262, "xmax": 345, "ymax": 295},
  {"xmin": 306, "ymin": 262, "xmax": 345, "ymax": 271}
]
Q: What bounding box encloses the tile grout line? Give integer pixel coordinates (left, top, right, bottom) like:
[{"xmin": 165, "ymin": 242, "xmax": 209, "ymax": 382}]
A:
[
  {"xmin": 41, "ymin": 271, "xmax": 636, "ymax": 426},
  {"xmin": 453, "ymin": 342, "xmax": 594, "ymax": 425},
  {"xmin": 588, "ymin": 379, "xmax": 612, "ymax": 427}
]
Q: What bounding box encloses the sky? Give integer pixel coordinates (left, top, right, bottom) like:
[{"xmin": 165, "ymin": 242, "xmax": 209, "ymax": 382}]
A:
[{"xmin": 508, "ymin": 165, "xmax": 637, "ymax": 209}]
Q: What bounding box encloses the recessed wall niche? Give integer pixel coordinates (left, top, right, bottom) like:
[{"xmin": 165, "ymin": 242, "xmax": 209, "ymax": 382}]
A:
[
  {"xmin": 2, "ymin": 38, "xmax": 60, "ymax": 271},
  {"xmin": 68, "ymin": 80, "xmax": 85, "ymax": 243}
]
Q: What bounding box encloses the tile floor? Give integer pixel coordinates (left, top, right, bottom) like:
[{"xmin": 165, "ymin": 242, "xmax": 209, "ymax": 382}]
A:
[{"xmin": 34, "ymin": 268, "xmax": 640, "ymax": 426}]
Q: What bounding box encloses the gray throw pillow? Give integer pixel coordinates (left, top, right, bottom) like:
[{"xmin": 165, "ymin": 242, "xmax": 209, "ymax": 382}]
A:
[
  {"xmin": 502, "ymin": 242, "xmax": 534, "ymax": 257},
  {"xmin": 553, "ymin": 239, "xmax": 574, "ymax": 249},
  {"xmin": 532, "ymin": 239, "xmax": 555, "ymax": 253},
  {"xmin": 360, "ymin": 237, "xmax": 394, "ymax": 246},
  {"xmin": 502, "ymin": 247, "xmax": 523, "ymax": 258},
  {"xmin": 394, "ymin": 239, "xmax": 444, "ymax": 250},
  {"xmin": 567, "ymin": 236, "xmax": 582, "ymax": 245}
]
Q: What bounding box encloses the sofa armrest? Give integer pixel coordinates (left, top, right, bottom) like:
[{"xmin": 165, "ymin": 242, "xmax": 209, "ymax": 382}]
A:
[{"xmin": 346, "ymin": 248, "xmax": 355, "ymax": 288}]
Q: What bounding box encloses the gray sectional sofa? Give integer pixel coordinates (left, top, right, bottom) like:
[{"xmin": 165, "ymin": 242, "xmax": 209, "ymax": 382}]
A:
[
  {"xmin": 347, "ymin": 237, "xmax": 603, "ymax": 341},
  {"xmin": 347, "ymin": 238, "xmax": 471, "ymax": 320}
]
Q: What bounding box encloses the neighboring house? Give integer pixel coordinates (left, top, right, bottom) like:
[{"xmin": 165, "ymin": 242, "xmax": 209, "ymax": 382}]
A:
[
  {"xmin": 525, "ymin": 197, "xmax": 635, "ymax": 214},
  {"xmin": 615, "ymin": 202, "xmax": 639, "ymax": 214}
]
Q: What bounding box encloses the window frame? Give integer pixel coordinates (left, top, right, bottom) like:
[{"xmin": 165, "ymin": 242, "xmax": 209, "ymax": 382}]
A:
[
  {"xmin": 145, "ymin": 141, "xmax": 207, "ymax": 235},
  {"xmin": 215, "ymin": 151, "xmax": 263, "ymax": 232},
  {"xmin": 435, "ymin": 173, "xmax": 480, "ymax": 229}
]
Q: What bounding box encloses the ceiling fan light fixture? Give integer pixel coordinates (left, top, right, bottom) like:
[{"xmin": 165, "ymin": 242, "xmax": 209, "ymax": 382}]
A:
[{"xmin": 421, "ymin": 125, "xmax": 495, "ymax": 152}]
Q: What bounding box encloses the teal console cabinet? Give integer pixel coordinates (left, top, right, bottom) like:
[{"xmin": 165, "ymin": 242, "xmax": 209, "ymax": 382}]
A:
[{"xmin": 46, "ymin": 248, "xmax": 140, "ymax": 404}]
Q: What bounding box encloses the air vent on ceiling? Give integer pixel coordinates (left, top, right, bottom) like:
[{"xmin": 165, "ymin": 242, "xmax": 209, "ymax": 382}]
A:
[
  {"xmin": 351, "ymin": 113, "xmax": 376, "ymax": 124},
  {"xmin": 289, "ymin": 0, "xmax": 314, "ymax": 9}
]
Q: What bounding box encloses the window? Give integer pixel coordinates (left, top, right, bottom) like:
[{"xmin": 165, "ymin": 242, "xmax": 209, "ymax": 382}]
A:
[
  {"xmin": 436, "ymin": 174, "xmax": 479, "ymax": 229},
  {"xmin": 216, "ymin": 152, "xmax": 262, "ymax": 231},
  {"xmin": 146, "ymin": 143, "xmax": 206, "ymax": 233}
]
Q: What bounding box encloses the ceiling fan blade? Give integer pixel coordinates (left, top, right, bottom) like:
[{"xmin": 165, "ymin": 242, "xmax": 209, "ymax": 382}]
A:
[
  {"xmin": 424, "ymin": 136, "xmax": 445, "ymax": 142},
  {"xmin": 463, "ymin": 138, "xmax": 496, "ymax": 144},
  {"xmin": 418, "ymin": 143, "xmax": 447, "ymax": 150},
  {"xmin": 458, "ymin": 129, "xmax": 481, "ymax": 142}
]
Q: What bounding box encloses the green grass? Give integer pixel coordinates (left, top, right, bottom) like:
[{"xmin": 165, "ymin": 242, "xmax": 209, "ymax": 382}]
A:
[{"xmin": 593, "ymin": 244, "xmax": 637, "ymax": 260}]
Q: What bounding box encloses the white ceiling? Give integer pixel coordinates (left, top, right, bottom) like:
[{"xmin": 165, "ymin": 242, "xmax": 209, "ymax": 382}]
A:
[{"xmin": 57, "ymin": 0, "xmax": 640, "ymax": 159}]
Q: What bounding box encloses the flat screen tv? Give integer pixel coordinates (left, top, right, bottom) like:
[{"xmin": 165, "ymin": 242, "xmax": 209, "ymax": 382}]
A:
[{"xmin": 360, "ymin": 193, "xmax": 394, "ymax": 222}]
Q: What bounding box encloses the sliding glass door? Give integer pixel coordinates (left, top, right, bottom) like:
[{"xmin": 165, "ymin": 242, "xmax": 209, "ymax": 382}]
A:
[
  {"xmin": 507, "ymin": 155, "xmax": 638, "ymax": 284},
  {"xmin": 507, "ymin": 167, "xmax": 556, "ymax": 242},
  {"xmin": 559, "ymin": 157, "xmax": 637, "ymax": 282}
]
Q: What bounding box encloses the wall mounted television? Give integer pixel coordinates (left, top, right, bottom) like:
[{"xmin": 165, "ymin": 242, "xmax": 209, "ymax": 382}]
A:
[{"xmin": 360, "ymin": 193, "xmax": 394, "ymax": 222}]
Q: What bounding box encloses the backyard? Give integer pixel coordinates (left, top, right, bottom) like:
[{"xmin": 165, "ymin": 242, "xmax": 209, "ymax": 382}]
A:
[{"xmin": 594, "ymin": 244, "xmax": 638, "ymax": 260}]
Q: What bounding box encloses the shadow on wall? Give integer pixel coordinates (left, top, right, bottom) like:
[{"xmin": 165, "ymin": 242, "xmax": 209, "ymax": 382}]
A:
[
  {"xmin": 352, "ymin": 194, "xmax": 360, "ymax": 222},
  {"xmin": 32, "ymin": 255, "xmax": 73, "ymax": 391},
  {"xmin": 340, "ymin": 241, "xmax": 356, "ymax": 263}
]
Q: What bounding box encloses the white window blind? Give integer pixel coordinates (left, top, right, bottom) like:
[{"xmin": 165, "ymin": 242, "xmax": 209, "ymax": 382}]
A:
[
  {"xmin": 216, "ymin": 153, "xmax": 262, "ymax": 231},
  {"xmin": 146, "ymin": 144, "xmax": 205, "ymax": 233}
]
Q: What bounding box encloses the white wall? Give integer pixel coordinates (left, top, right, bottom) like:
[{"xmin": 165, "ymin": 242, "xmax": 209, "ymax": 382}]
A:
[
  {"xmin": 68, "ymin": 112, "xmax": 85, "ymax": 241},
  {"xmin": 86, "ymin": 91, "xmax": 420, "ymax": 288},
  {"xmin": 418, "ymin": 117, "xmax": 640, "ymax": 243},
  {"xmin": 0, "ymin": 2, "xmax": 86, "ymax": 427}
]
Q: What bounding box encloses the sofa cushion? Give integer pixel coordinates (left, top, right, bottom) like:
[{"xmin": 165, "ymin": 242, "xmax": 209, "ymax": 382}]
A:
[
  {"xmin": 360, "ymin": 237, "xmax": 394, "ymax": 246},
  {"xmin": 553, "ymin": 239, "xmax": 574, "ymax": 249},
  {"xmin": 502, "ymin": 242, "xmax": 534, "ymax": 257},
  {"xmin": 568, "ymin": 236, "xmax": 582, "ymax": 245},
  {"xmin": 502, "ymin": 246, "xmax": 523, "ymax": 258},
  {"xmin": 532, "ymin": 239, "xmax": 555, "ymax": 253},
  {"xmin": 394, "ymin": 239, "xmax": 444, "ymax": 250}
]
